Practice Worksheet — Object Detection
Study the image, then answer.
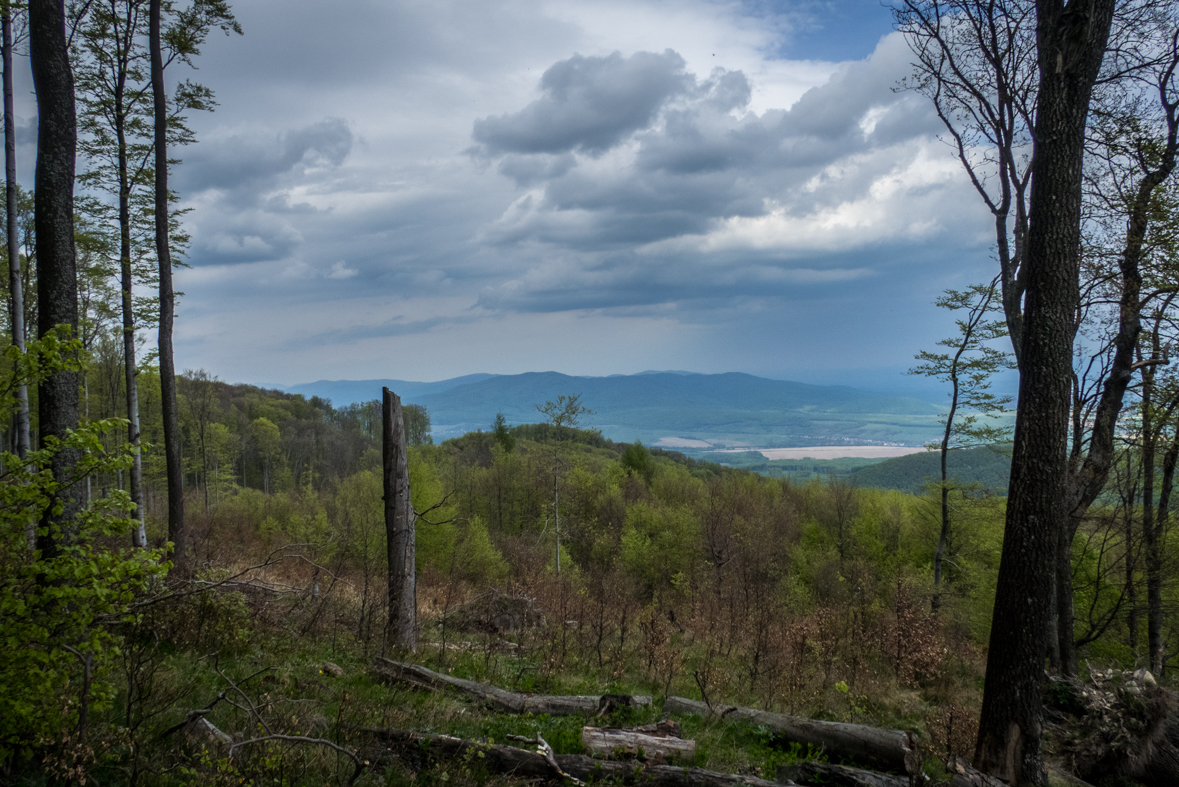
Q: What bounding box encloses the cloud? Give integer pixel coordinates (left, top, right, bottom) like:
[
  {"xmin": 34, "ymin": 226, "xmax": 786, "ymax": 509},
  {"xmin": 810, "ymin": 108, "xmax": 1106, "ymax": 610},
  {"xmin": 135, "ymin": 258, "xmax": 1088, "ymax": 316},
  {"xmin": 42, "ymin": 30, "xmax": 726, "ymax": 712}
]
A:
[
  {"xmin": 326, "ymin": 260, "xmax": 358, "ymax": 279},
  {"xmin": 178, "ymin": 118, "xmax": 353, "ymax": 196},
  {"xmin": 154, "ymin": 0, "xmax": 995, "ymax": 389},
  {"xmin": 472, "ymin": 50, "xmax": 693, "ymax": 156},
  {"xmin": 461, "ymin": 32, "xmax": 987, "ymax": 317}
]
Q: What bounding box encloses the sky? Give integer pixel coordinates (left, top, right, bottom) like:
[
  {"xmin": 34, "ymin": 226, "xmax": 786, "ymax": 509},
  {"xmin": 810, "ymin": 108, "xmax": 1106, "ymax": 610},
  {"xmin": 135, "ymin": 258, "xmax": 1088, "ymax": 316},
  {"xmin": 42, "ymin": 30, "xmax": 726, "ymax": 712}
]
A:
[{"xmin": 31, "ymin": 0, "xmax": 1005, "ymax": 392}]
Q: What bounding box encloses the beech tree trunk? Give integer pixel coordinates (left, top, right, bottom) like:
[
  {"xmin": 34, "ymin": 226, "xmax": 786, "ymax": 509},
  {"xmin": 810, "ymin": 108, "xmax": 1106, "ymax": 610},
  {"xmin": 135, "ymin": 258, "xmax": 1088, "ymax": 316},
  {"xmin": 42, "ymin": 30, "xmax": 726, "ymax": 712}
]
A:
[
  {"xmin": 375, "ymin": 659, "xmax": 653, "ymax": 715},
  {"xmin": 4, "ymin": 3, "xmax": 30, "ymax": 551},
  {"xmin": 150, "ymin": 0, "xmax": 185, "ymax": 566},
  {"xmin": 383, "ymin": 388, "xmax": 416, "ymax": 652},
  {"xmin": 974, "ymin": 0, "xmax": 1115, "ymax": 783},
  {"xmin": 114, "ymin": 57, "xmax": 146, "ymax": 548},
  {"xmin": 30, "ymin": 0, "xmax": 80, "ymax": 559},
  {"xmin": 3, "ymin": 5, "xmax": 27, "ymax": 463},
  {"xmin": 663, "ymin": 696, "xmax": 918, "ymax": 775},
  {"xmin": 582, "ymin": 727, "xmax": 695, "ymax": 762}
]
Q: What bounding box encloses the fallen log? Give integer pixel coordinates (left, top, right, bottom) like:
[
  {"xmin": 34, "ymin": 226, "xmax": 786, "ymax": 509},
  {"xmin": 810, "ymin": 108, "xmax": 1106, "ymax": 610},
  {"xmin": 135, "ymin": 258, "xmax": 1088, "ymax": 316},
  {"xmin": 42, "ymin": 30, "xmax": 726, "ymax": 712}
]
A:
[
  {"xmin": 374, "ymin": 658, "xmax": 652, "ymax": 716},
  {"xmin": 581, "ymin": 726, "xmax": 695, "ymax": 762},
  {"xmin": 777, "ymin": 761, "xmax": 909, "ymax": 787},
  {"xmin": 664, "ymin": 696, "xmax": 918, "ymax": 776},
  {"xmin": 362, "ymin": 727, "xmax": 796, "ymax": 787}
]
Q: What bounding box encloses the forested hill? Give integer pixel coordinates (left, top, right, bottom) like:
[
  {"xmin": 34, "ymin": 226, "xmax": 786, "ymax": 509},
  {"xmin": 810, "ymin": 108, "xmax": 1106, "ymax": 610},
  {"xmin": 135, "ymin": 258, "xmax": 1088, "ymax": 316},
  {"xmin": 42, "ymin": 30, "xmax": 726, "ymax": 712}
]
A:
[
  {"xmin": 848, "ymin": 445, "xmax": 1012, "ymax": 495},
  {"xmin": 699, "ymin": 445, "xmax": 1012, "ymax": 494},
  {"xmin": 285, "ymin": 371, "xmax": 945, "ymax": 447}
]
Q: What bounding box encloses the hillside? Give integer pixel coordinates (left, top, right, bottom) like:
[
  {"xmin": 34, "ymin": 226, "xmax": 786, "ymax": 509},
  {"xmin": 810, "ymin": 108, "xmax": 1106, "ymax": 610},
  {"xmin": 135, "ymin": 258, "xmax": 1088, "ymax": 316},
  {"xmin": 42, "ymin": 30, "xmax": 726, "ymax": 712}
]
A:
[
  {"xmin": 849, "ymin": 445, "xmax": 1012, "ymax": 495},
  {"xmin": 696, "ymin": 444, "xmax": 1011, "ymax": 494},
  {"xmin": 288, "ymin": 371, "xmax": 947, "ymax": 447}
]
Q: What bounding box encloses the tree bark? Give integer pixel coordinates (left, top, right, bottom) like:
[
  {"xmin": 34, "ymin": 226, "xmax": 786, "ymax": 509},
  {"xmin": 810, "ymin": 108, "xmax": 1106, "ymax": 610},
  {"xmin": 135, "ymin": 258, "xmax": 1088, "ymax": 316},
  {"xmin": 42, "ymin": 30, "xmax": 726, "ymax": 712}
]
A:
[
  {"xmin": 150, "ymin": 0, "xmax": 185, "ymax": 565},
  {"xmin": 30, "ymin": 0, "xmax": 80, "ymax": 559},
  {"xmin": 374, "ymin": 658, "xmax": 653, "ymax": 715},
  {"xmin": 383, "ymin": 388, "xmax": 416, "ymax": 652},
  {"xmin": 974, "ymin": 0, "xmax": 1115, "ymax": 781},
  {"xmin": 581, "ymin": 727, "xmax": 695, "ymax": 762},
  {"xmin": 663, "ymin": 696, "xmax": 918, "ymax": 776}
]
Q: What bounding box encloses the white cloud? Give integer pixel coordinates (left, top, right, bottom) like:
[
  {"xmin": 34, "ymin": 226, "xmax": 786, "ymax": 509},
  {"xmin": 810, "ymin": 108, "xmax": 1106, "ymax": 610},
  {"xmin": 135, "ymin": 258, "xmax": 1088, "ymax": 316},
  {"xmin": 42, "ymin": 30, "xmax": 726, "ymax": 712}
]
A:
[{"xmin": 326, "ymin": 261, "xmax": 358, "ymax": 279}]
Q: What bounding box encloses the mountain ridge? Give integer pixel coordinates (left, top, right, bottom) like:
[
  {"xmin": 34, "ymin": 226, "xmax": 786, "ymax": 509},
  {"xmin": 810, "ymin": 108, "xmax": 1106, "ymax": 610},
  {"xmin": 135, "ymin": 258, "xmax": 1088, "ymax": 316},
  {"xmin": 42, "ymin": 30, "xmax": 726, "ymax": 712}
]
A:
[{"xmin": 278, "ymin": 371, "xmax": 947, "ymax": 448}]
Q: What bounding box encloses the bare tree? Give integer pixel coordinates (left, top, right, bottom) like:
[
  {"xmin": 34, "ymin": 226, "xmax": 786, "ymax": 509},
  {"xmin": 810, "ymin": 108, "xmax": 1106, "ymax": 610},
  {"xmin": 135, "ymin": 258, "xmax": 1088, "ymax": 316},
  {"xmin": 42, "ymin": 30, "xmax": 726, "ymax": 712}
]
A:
[
  {"xmin": 909, "ymin": 279, "xmax": 1013, "ymax": 613},
  {"xmin": 896, "ymin": 0, "xmax": 1036, "ymax": 366}
]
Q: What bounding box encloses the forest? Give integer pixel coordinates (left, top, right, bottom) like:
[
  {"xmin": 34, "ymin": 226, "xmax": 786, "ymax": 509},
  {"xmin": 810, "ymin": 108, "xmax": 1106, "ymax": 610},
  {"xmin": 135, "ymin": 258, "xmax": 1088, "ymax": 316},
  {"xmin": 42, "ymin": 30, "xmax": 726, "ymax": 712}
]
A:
[{"xmin": 4, "ymin": 0, "xmax": 1179, "ymax": 786}]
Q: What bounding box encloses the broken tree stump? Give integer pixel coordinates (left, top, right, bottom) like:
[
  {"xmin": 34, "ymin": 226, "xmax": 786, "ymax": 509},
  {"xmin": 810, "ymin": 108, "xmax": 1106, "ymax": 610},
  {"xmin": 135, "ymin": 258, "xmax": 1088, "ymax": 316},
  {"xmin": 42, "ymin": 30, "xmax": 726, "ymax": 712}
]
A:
[
  {"xmin": 362, "ymin": 727, "xmax": 796, "ymax": 787},
  {"xmin": 373, "ymin": 658, "xmax": 653, "ymax": 716},
  {"xmin": 664, "ymin": 696, "xmax": 918, "ymax": 775},
  {"xmin": 581, "ymin": 725, "xmax": 695, "ymax": 762}
]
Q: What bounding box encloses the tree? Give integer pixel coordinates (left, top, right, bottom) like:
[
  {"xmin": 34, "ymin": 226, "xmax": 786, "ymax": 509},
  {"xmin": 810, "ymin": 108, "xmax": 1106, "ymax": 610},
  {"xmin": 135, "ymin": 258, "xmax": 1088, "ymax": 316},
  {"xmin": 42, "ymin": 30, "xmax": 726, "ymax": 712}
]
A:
[
  {"xmin": 492, "ymin": 412, "xmax": 515, "ymax": 453},
  {"xmin": 149, "ymin": 0, "xmax": 238, "ymax": 567},
  {"xmin": 3, "ymin": 3, "xmax": 28, "ymax": 474},
  {"xmin": 30, "ymin": 0, "xmax": 82, "ymax": 559},
  {"xmin": 252, "ymin": 416, "xmax": 280, "ymax": 495},
  {"xmin": 383, "ymin": 387, "xmax": 415, "ymax": 652},
  {"xmin": 896, "ymin": 0, "xmax": 1036, "ymax": 367},
  {"xmin": 404, "ymin": 403, "xmax": 431, "ymax": 446},
  {"xmin": 909, "ymin": 280, "xmax": 1013, "ymax": 612},
  {"xmin": 535, "ymin": 393, "xmax": 595, "ymax": 576},
  {"xmin": 73, "ymin": 0, "xmax": 162, "ymax": 548},
  {"xmin": 620, "ymin": 440, "xmax": 655, "ymax": 484},
  {"xmin": 179, "ymin": 368, "xmax": 217, "ymax": 512},
  {"xmin": 973, "ymin": 0, "xmax": 1117, "ymax": 781},
  {"xmin": 897, "ymin": 0, "xmax": 1179, "ymax": 680},
  {"xmin": 536, "ymin": 393, "xmax": 593, "ymax": 431}
]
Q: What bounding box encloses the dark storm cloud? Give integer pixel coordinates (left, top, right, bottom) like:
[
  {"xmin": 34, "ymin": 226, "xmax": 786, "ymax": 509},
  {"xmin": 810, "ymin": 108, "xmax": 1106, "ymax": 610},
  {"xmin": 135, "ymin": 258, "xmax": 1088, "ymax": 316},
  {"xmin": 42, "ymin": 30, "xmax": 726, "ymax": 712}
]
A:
[
  {"xmin": 178, "ymin": 118, "xmax": 353, "ymax": 198},
  {"xmin": 472, "ymin": 50, "xmax": 694, "ymax": 156},
  {"xmin": 286, "ymin": 314, "xmax": 482, "ymax": 349},
  {"xmin": 175, "ymin": 119, "xmax": 354, "ymax": 266}
]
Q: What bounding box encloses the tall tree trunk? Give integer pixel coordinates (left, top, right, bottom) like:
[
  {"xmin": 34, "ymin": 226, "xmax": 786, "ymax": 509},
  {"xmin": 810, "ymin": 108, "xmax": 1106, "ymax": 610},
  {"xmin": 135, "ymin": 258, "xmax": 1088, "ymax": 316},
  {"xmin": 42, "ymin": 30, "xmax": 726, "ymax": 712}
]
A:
[
  {"xmin": 4, "ymin": 3, "xmax": 31, "ymax": 549},
  {"xmin": 150, "ymin": 0, "xmax": 184, "ymax": 566},
  {"xmin": 933, "ymin": 364, "xmax": 959, "ymax": 615},
  {"xmin": 115, "ymin": 66, "xmax": 146, "ymax": 548},
  {"xmin": 974, "ymin": 0, "xmax": 1115, "ymax": 783},
  {"xmin": 383, "ymin": 387, "xmax": 416, "ymax": 652},
  {"xmin": 29, "ymin": 0, "xmax": 80, "ymax": 559},
  {"xmin": 1151, "ymin": 430, "xmax": 1178, "ymax": 673}
]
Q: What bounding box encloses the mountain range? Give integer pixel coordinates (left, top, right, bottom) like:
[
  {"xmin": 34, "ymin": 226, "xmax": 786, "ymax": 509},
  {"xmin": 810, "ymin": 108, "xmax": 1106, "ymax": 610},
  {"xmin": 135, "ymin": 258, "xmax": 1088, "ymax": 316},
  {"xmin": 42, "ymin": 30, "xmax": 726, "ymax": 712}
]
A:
[{"xmin": 282, "ymin": 371, "xmax": 947, "ymax": 448}]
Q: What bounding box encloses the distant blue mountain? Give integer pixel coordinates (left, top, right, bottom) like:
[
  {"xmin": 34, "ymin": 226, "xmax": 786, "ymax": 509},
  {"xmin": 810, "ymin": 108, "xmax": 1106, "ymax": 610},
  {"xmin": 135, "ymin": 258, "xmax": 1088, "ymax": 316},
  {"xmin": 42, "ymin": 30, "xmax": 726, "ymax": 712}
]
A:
[
  {"xmin": 284, "ymin": 374, "xmax": 498, "ymax": 406},
  {"xmin": 286, "ymin": 371, "xmax": 946, "ymax": 448}
]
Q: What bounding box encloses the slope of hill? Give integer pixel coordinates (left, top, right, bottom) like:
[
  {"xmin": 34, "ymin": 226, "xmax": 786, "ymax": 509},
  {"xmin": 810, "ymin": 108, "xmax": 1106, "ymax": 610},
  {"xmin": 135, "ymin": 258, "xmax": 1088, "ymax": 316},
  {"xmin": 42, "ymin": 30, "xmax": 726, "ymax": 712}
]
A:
[
  {"xmin": 280, "ymin": 371, "xmax": 946, "ymax": 447},
  {"xmin": 848, "ymin": 445, "xmax": 1011, "ymax": 495}
]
